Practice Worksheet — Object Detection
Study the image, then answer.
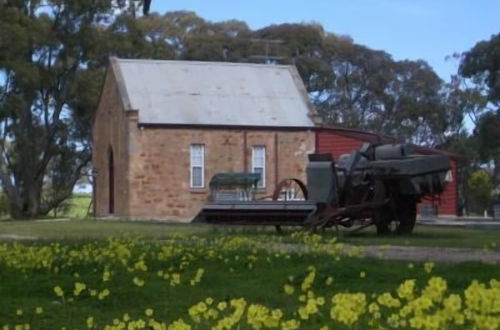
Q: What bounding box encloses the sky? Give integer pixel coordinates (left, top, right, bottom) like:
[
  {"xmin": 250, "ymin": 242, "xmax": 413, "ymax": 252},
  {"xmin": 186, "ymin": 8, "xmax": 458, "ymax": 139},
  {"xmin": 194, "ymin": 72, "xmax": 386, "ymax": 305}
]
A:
[{"xmin": 152, "ymin": 0, "xmax": 500, "ymax": 81}]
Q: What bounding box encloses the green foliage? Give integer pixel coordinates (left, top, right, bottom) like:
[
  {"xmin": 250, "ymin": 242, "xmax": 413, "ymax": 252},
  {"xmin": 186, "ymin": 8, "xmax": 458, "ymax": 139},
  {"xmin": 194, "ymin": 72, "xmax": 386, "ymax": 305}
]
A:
[
  {"xmin": 459, "ymin": 33, "xmax": 500, "ymax": 103},
  {"xmin": 468, "ymin": 170, "xmax": 493, "ymax": 213},
  {"xmin": 477, "ymin": 111, "xmax": 500, "ymax": 165},
  {"xmin": 0, "ymin": 1, "xmax": 149, "ymax": 219}
]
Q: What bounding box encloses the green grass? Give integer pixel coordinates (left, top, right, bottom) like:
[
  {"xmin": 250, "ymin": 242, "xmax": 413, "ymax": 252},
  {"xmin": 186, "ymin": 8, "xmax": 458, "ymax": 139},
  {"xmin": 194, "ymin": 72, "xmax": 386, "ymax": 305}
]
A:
[
  {"xmin": 47, "ymin": 194, "xmax": 92, "ymax": 219},
  {"xmin": 338, "ymin": 225, "xmax": 500, "ymax": 250},
  {"xmin": 0, "ymin": 219, "xmax": 211, "ymax": 240},
  {"xmin": 1, "ymin": 219, "xmax": 499, "ymax": 250}
]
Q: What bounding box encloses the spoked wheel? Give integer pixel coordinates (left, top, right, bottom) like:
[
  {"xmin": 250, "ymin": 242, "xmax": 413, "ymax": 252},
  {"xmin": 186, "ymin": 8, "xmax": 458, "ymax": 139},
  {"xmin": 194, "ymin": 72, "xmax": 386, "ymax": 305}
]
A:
[
  {"xmin": 375, "ymin": 197, "xmax": 417, "ymax": 235},
  {"xmin": 272, "ymin": 178, "xmax": 308, "ymax": 201},
  {"xmin": 272, "ymin": 178, "xmax": 308, "ymax": 233}
]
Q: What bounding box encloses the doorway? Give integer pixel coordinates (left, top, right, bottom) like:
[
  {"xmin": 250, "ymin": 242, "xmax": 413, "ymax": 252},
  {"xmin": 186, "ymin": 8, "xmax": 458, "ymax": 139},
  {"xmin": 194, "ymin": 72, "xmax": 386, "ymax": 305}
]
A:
[{"xmin": 108, "ymin": 147, "xmax": 114, "ymax": 214}]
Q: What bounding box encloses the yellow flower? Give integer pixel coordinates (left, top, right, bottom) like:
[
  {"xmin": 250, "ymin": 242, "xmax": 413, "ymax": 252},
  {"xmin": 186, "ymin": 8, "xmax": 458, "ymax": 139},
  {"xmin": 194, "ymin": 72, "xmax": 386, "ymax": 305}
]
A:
[
  {"xmin": 424, "ymin": 262, "xmax": 435, "ymax": 274},
  {"xmin": 145, "ymin": 308, "xmax": 154, "ymax": 317},
  {"xmin": 16, "ymin": 309, "xmax": 23, "ymax": 316},
  {"xmin": 98, "ymin": 288, "xmax": 110, "ymax": 300},
  {"xmin": 133, "ymin": 277, "xmax": 145, "ymax": 287},
  {"xmin": 53, "ymin": 286, "xmax": 64, "ymax": 297},
  {"xmin": 73, "ymin": 282, "xmax": 87, "ymax": 296},
  {"xmin": 284, "ymin": 284, "xmax": 295, "ymax": 295},
  {"xmin": 86, "ymin": 316, "xmax": 94, "ymax": 329},
  {"xmin": 368, "ymin": 302, "xmax": 379, "ymax": 314},
  {"xmin": 217, "ymin": 301, "xmax": 227, "ymax": 311},
  {"xmin": 170, "ymin": 273, "xmax": 181, "ymax": 286},
  {"xmin": 397, "ymin": 279, "xmax": 416, "ymax": 300},
  {"xmin": 377, "ymin": 292, "xmax": 401, "ymax": 308},
  {"xmin": 360, "ymin": 271, "xmax": 366, "ymax": 278},
  {"xmin": 102, "ymin": 270, "xmax": 111, "ymax": 282},
  {"xmin": 281, "ymin": 319, "xmax": 300, "ymax": 330},
  {"xmin": 35, "ymin": 307, "xmax": 43, "ymax": 314},
  {"xmin": 168, "ymin": 318, "xmax": 191, "ymax": 330},
  {"xmin": 301, "ymin": 269, "xmax": 315, "ymax": 292},
  {"xmin": 330, "ymin": 293, "xmax": 367, "ymax": 326}
]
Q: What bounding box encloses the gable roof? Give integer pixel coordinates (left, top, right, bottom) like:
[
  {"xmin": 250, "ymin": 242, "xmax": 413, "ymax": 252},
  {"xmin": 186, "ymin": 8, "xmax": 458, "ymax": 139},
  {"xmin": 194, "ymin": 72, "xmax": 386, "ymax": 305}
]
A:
[{"xmin": 110, "ymin": 58, "xmax": 317, "ymax": 128}]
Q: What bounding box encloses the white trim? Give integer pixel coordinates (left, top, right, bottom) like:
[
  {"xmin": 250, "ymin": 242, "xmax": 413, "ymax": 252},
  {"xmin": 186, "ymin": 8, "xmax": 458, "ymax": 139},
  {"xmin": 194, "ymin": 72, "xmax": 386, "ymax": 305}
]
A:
[
  {"xmin": 190, "ymin": 144, "xmax": 205, "ymax": 188},
  {"xmin": 252, "ymin": 146, "xmax": 266, "ymax": 188},
  {"xmin": 445, "ymin": 170, "xmax": 453, "ymax": 182}
]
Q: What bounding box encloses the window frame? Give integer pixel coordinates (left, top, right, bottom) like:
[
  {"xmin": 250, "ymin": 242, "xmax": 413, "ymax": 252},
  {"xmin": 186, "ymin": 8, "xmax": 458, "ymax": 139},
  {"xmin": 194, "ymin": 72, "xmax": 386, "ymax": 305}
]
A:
[
  {"xmin": 190, "ymin": 144, "xmax": 205, "ymax": 188},
  {"xmin": 251, "ymin": 145, "xmax": 266, "ymax": 188}
]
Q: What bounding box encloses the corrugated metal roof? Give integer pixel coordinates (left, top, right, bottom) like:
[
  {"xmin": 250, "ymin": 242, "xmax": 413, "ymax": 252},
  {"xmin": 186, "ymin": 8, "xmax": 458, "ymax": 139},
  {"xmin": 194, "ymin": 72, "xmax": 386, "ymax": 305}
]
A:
[{"xmin": 111, "ymin": 58, "xmax": 316, "ymax": 127}]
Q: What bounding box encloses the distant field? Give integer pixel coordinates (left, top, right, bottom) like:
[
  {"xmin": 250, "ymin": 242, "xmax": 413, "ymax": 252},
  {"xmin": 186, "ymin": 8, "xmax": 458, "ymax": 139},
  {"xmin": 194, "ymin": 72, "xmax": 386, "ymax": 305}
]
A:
[{"xmin": 47, "ymin": 194, "xmax": 92, "ymax": 219}]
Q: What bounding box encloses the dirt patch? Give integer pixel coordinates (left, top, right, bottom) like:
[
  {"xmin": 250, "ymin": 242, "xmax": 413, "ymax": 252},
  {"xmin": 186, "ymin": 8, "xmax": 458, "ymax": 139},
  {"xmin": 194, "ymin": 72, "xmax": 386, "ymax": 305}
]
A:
[
  {"xmin": 362, "ymin": 245, "xmax": 500, "ymax": 264},
  {"xmin": 0, "ymin": 234, "xmax": 38, "ymax": 241},
  {"xmin": 267, "ymin": 242, "xmax": 500, "ymax": 264}
]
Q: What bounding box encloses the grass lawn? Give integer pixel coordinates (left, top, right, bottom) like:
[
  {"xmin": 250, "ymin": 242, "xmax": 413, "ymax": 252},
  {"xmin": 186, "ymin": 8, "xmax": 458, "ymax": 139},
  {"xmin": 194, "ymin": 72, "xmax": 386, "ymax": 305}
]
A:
[
  {"xmin": 46, "ymin": 194, "xmax": 92, "ymax": 219},
  {"xmin": 1, "ymin": 219, "xmax": 499, "ymax": 250},
  {"xmin": 0, "ymin": 220, "xmax": 499, "ymax": 329},
  {"xmin": 339, "ymin": 225, "xmax": 500, "ymax": 250}
]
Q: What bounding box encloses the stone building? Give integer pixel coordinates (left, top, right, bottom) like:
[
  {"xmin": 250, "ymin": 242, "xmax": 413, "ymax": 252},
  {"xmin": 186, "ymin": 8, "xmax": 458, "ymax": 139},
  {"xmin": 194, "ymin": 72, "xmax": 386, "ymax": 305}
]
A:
[{"xmin": 92, "ymin": 58, "xmax": 317, "ymax": 220}]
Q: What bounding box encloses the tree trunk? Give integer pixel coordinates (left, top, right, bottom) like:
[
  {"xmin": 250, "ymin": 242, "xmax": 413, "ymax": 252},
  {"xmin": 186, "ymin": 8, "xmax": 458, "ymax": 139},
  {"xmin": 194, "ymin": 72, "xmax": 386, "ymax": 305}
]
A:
[
  {"xmin": 494, "ymin": 158, "xmax": 500, "ymax": 187},
  {"xmin": 7, "ymin": 180, "xmax": 43, "ymax": 220},
  {"xmin": 26, "ymin": 182, "xmax": 42, "ymax": 218}
]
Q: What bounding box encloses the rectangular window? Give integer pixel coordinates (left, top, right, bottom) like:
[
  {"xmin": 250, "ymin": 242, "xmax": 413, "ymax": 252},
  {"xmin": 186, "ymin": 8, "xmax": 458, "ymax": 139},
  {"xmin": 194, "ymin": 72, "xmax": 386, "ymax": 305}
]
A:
[
  {"xmin": 190, "ymin": 144, "xmax": 205, "ymax": 188},
  {"xmin": 252, "ymin": 146, "xmax": 266, "ymax": 188}
]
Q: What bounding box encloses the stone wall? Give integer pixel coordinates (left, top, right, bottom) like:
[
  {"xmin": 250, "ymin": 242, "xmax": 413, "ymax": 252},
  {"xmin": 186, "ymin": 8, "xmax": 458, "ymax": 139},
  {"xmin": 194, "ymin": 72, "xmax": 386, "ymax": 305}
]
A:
[
  {"xmin": 126, "ymin": 127, "xmax": 315, "ymax": 220},
  {"xmin": 92, "ymin": 69, "xmax": 133, "ymax": 217}
]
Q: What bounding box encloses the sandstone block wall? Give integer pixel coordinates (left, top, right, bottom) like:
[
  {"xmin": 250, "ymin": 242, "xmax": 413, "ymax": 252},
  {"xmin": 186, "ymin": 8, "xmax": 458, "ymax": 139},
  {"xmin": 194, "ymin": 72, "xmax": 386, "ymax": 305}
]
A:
[
  {"xmin": 126, "ymin": 127, "xmax": 315, "ymax": 220},
  {"xmin": 92, "ymin": 70, "xmax": 132, "ymax": 218}
]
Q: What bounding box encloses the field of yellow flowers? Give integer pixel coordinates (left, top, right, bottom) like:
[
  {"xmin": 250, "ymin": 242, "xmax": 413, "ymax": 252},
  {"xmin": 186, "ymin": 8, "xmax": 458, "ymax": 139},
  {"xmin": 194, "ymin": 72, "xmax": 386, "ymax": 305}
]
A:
[{"xmin": 0, "ymin": 230, "xmax": 499, "ymax": 329}]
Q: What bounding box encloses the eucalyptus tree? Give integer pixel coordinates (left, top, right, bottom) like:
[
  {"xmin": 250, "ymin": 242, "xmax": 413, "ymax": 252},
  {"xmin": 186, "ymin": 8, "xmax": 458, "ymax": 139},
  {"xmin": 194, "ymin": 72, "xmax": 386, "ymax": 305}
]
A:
[{"xmin": 0, "ymin": 0, "xmax": 140, "ymax": 218}]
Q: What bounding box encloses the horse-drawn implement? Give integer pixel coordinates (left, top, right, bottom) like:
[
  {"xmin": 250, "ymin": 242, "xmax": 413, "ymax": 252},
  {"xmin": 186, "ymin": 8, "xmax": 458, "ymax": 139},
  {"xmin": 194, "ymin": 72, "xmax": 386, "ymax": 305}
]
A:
[{"xmin": 193, "ymin": 143, "xmax": 450, "ymax": 235}]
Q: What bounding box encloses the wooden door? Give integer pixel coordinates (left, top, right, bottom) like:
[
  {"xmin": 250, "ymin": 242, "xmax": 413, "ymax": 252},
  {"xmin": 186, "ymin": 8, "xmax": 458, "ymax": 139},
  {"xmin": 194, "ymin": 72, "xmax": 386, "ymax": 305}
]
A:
[{"xmin": 108, "ymin": 147, "xmax": 114, "ymax": 214}]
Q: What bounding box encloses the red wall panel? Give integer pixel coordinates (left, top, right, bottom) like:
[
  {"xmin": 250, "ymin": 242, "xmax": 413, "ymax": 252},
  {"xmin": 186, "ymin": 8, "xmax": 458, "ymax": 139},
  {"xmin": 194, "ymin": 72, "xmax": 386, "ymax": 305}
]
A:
[
  {"xmin": 418, "ymin": 160, "xmax": 457, "ymax": 216},
  {"xmin": 317, "ymin": 131, "xmax": 365, "ymax": 160}
]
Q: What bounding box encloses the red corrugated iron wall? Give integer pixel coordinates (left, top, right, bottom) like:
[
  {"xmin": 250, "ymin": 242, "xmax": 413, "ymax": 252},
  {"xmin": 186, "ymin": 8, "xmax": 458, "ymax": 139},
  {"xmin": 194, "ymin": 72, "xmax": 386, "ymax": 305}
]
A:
[
  {"xmin": 419, "ymin": 160, "xmax": 457, "ymax": 216},
  {"xmin": 316, "ymin": 130, "xmax": 458, "ymax": 216},
  {"xmin": 316, "ymin": 131, "xmax": 365, "ymax": 160}
]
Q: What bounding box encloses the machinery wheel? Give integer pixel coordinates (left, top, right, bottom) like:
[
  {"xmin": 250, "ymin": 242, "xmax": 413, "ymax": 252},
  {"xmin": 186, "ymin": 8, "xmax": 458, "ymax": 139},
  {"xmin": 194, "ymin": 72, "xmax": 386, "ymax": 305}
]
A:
[
  {"xmin": 375, "ymin": 198, "xmax": 417, "ymax": 235},
  {"xmin": 272, "ymin": 178, "xmax": 308, "ymax": 201},
  {"xmin": 271, "ymin": 179, "xmax": 308, "ymax": 234}
]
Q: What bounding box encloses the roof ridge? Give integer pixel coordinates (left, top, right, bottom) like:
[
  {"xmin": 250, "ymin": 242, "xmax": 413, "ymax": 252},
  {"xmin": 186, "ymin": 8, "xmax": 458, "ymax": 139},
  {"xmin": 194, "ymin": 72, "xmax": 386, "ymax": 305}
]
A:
[{"xmin": 112, "ymin": 57, "xmax": 294, "ymax": 69}]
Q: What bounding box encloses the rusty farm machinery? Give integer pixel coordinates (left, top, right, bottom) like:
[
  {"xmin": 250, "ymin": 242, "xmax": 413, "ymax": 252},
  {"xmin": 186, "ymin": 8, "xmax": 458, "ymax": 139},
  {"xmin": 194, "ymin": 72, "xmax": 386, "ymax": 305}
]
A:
[{"xmin": 193, "ymin": 143, "xmax": 450, "ymax": 235}]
